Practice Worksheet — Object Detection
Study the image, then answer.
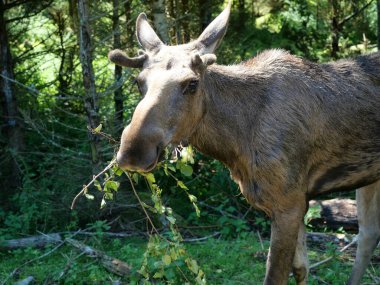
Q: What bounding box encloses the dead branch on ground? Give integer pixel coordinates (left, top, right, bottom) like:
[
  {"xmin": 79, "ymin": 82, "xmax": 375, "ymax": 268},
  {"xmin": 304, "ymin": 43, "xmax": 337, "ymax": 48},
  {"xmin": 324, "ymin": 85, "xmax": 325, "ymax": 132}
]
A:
[{"xmin": 65, "ymin": 238, "xmax": 131, "ymax": 276}]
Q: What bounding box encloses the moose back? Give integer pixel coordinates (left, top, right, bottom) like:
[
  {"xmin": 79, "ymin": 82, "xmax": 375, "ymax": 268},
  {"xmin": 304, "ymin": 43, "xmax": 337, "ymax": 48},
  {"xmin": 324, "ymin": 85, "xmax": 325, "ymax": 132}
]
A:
[{"xmin": 108, "ymin": 2, "xmax": 380, "ymax": 284}]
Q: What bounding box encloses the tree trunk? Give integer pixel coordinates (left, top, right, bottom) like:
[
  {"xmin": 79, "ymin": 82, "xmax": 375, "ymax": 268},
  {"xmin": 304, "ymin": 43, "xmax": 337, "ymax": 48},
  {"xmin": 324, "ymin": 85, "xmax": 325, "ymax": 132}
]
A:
[
  {"xmin": 124, "ymin": 0, "xmax": 133, "ymax": 47},
  {"xmin": 174, "ymin": 0, "xmax": 182, "ymax": 44},
  {"xmin": 0, "ymin": 2, "xmax": 24, "ymax": 195},
  {"xmin": 77, "ymin": 0, "xmax": 101, "ymax": 170},
  {"xmin": 56, "ymin": 10, "xmax": 68, "ymax": 98},
  {"xmin": 377, "ymin": 0, "xmax": 380, "ymax": 50},
  {"xmin": 238, "ymin": 0, "xmax": 246, "ymax": 31},
  {"xmin": 330, "ymin": 0, "xmax": 340, "ymax": 58},
  {"xmin": 69, "ymin": 0, "xmax": 79, "ymax": 33},
  {"xmin": 112, "ymin": 0, "xmax": 124, "ymax": 134},
  {"xmin": 181, "ymin": 0, "xmax": 190, "ymax": 42},
  {"xmin": 150, "ymin": 0, "xmax": 170, "ymax": 43},
  {"xmin": 53, "ymin": 9, "xmax": 75, "ymax": 103}
]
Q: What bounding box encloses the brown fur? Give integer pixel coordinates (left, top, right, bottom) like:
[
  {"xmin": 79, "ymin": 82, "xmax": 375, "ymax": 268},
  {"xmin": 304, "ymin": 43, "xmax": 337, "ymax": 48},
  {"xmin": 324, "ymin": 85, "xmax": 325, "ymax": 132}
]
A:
[
  {"xmin": 110, "ymin": 3, "xmax": 380, "ymax": 284},
  {"xmin": 191, "ymin": 50, "xmax": 380, "ymax": 215}
]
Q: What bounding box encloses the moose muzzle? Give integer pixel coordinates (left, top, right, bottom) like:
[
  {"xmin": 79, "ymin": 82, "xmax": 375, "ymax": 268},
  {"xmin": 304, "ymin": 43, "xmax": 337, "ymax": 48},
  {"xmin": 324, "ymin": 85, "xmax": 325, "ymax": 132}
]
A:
[{"xmin": 116, "ymin": 124, "xmax": 166, "ymax": 172}]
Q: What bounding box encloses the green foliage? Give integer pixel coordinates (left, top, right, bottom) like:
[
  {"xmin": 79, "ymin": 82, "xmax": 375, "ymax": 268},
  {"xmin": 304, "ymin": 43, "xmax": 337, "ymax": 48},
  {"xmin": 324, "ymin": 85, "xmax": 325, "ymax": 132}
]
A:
[
  {"xmin": 125, "ymin": 150, "xmax": 207, "ymax": 284},
  {"xmin": 75, "ymin": 145, "xmax": 208, "ymax": 283},
  {"xmin": 304, "ymin": 203, "xmax": 322, "ymax": 227},
  {"xmin": 1, "ymin": 0, "xmax": 376, "ymax": 240},
  {"xmin": 0, "ymin": 0, "xmax": 378, "ymax": 283},
  {"xmin": 136, "ymin": 234, "xmax": 206, "ymax": 285},
  {"xmin": 1, "ymin": 235, "xmax": 379, "ymax": 284}
]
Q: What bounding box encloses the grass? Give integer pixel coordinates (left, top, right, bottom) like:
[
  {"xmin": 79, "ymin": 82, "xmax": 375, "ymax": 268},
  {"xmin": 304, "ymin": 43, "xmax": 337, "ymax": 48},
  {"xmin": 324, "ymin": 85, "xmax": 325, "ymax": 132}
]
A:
[{"xmin": 0, "ymin": 233, "xmax": 379, "ymax": 284}]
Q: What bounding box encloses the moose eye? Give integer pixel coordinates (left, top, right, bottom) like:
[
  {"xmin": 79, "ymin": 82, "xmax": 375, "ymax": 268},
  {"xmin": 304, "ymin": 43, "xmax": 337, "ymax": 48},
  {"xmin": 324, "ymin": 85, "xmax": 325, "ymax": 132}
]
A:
[{"xmin": 183, "ymin": 79, "xmax": 199, "ymax": 95}]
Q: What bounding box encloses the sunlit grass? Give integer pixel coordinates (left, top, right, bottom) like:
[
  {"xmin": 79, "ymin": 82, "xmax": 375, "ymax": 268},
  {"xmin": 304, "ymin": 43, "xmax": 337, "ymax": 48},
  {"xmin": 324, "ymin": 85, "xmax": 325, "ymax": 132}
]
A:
[{"xmin": 0, "ymin": 234, "xmax": 379, "ymax": 284}]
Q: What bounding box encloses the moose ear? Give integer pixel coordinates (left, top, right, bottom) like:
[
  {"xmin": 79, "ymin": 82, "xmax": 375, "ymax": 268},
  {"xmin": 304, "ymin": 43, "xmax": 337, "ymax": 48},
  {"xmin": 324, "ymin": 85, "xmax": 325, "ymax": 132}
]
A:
[
  {"xmin": 136, "ymin": 13, "xmax": 164, "ymax": 53},
  {"xmin": 191, "ymin": 53, "xmax": 217, "ymax": 71},
  {"xmin": 196, "ymin": 0, "xmax": 231, "ymax": 54},
  {"xmin": 108, "ymin": 49, "xmax": 147, "ymax": 68}
]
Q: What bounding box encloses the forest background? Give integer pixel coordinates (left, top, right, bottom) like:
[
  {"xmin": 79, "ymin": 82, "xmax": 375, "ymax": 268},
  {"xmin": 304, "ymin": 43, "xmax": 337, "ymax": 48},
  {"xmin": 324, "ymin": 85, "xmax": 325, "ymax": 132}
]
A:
[{"xmin": 0, "ymin": 0, "xmax": 380, "ymax": 284}]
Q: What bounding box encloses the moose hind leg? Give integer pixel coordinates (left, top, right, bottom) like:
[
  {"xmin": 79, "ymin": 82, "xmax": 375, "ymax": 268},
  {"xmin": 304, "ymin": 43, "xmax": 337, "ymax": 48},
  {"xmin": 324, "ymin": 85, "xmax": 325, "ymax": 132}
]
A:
[
  {"xmin": 347, "ymin": 181, "xmax": 380, "ymax": 285},
  {"xmin": 292, "ymin": 223, "xmax": 309, "ymax": 285}
]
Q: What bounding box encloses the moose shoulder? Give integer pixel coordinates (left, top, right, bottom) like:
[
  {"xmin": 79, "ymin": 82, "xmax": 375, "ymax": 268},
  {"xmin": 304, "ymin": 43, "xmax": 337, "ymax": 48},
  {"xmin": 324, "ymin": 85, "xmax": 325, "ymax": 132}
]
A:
[{"xmin": 108, "ymin": 2, "xmax": 380, "ymax": 284}]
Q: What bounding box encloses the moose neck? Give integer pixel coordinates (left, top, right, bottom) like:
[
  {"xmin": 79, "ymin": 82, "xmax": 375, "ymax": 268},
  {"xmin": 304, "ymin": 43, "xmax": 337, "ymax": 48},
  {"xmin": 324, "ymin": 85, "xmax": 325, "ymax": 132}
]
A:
[{"xmin": 190, "ymin": 63, "xmax": 268, "ymax": 182}]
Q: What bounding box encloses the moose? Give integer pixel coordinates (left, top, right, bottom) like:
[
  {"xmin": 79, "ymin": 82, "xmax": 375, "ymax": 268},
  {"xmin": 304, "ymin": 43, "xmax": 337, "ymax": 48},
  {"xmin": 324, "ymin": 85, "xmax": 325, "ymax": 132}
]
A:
[{"xmin": 108, "ymin": 2, "xmax": 380, "ymax": 284}]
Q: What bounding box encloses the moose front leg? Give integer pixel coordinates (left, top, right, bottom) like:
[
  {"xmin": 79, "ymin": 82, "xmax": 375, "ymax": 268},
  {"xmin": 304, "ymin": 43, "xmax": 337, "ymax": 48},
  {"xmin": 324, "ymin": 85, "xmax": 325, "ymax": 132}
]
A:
[
  {"xmin": 264, "ymin": 204, "xmax": 306, "ymax": 285},
  {"xmin": 292, "ymin": 223, "xmax": 309, "ymax": 285}
]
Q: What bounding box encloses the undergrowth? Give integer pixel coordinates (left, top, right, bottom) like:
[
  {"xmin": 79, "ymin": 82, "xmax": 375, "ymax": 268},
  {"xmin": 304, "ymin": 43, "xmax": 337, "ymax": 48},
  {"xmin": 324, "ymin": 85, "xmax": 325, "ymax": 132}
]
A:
[{"xmin": 1, "ymin": 234, "xmax": 379, "ymax": 284}]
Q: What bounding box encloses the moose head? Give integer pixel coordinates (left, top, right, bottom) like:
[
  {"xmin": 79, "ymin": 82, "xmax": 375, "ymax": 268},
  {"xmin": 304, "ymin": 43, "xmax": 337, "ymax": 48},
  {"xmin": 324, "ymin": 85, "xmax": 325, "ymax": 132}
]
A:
[{"xmin": 109, "ymin": 2, "xmax": 231, "ymax": 172}]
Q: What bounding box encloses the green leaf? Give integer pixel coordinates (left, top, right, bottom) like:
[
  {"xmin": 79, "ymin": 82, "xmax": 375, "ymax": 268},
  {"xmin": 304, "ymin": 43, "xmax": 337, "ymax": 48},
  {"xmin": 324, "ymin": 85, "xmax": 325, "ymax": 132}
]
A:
[
  {"xmin": 144, "ymin": 173, "xmax": 156, "ymax": 184},
  {"xmin": 154, "ymin": 203, "xmax": 164, "ymax": 214},
  {"xmin": 163, "ymin": 165, "xmax": 169, "ymax": 176},
  {"xmin": 84, "ymin": 193, "xmax": 94, "ymax": 200},
  {"xmin": 177, "ymin": 180, "xmax": 188, "ymax": 190},
  {"xmin": 186, "ymin": 258, "xmax": 199, "ymax": 274},
  {"xmin": 114, "ymin": 167, "xmax": 123, "ymax": 176},
  {"xmin": 105, "ymin": 180, "xmax": 119, "ymax": 192},
  {"xmin": 304, "ymin": 203, "xmax": 322, "ymax": 225},
  {"xmin": 168, "ymin": 165, "xmax": 176, "ymax": 172},
  {"xmin": 188, "ymin": 194, "xmax": 197, "ymax": 203},
  {"xmin": 132, "ymin": 173, "xmax": 139, "ymax": 184},
  {"xmin": 164, "ymin": 267, "xmax": 176, "ymax": 280},
  {"xmin": 196, "ymin": 269, "xmax": 206, "ymax": 285},
  {"xmin": 153, "ymin": 270, "xmax": 164, "ymax": 278},
  {"xmin": 138, "ymin": 265, "xmax": 148, "ymax": 278},
  {"xmin": 166, "ymin": 216, "xmax": 176, "ymax": 224},
  {"xmin": 193, "ymin": 202, "xmax": 201, "ymax": 217},
  {"xmin": 100, "ymin": 198, "xmax": 106, "ymax": 209},
  {"xmin": 180, "ymin": 164, "xmax": 193, "ymax": 177},
  {"xmin": 166, "ymin": 207, "xmax": 173, "ymax": 215},
  {"xmin": 162, "ymin": 254, "xmax": 172, "ymax": 265},
  {"xmin": 94, "ymin": 180, "xmax": 102, "ymax": 191},
  {"xmin": 104, "ymin": 192, "xmax": 113, "ymax": 200},
  {"xmin": 180, "ymin": 146, "xmax": 195, "ymax": 164},
  {"xmin": 94, "ymin": 124, "xmax": 102, "ymax": 133},
  {"xmin": 170, "ymin": 249, "xmax": 178, "ymax": 260}
]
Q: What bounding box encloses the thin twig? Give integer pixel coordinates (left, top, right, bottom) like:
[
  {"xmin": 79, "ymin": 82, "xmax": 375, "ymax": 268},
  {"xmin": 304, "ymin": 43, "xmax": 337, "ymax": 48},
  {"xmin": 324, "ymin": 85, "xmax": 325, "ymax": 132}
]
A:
[
  {"xmin": 367, "ymin": 264, "xmax": 380, "ymax": 284},
  {"xmin": 62, "ymin": 231, "xmax": 144, "ymax": 238},
  {"xmin": 88, "ymin": 126, "xmax": 119, "ymax": 144},
  {"xmin": 338, "ymin": 0, "xmax": 375, "ymax": 27},
  {"xmin": 309, "ymin": 236, "xmax": 357, "ymax": 270},
  {"xmin": 71, "ymin": 159, "xmax": 116, "ymax": 209},
  {"xmin": 183, "ymin": 232, "xmax": 221, "ymax": 243},
  {"xmin": 124, "ymin": 171, "xmax": 159, "ymax": 235},
  {"xmin": 257, "ymin": 230, "xmax": 265, "ymax": 251},
  {"xmin": 242, "ymin": 206, "xmax": 252, "ymax": 219}
]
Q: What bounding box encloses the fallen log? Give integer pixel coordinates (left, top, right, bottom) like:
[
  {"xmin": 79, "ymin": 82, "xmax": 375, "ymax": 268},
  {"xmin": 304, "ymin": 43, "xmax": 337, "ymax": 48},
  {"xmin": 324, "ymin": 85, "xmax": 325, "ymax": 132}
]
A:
[
  {"xmin": 65, "ymin": 238, "xmax": 131, "ymax": 276},
  {"xmin": 307, "ymin": 231, "xmax": 352, "ymax": 244},
  {"xmin": 309, "ymin": 198, "xmax": 358, "ymax": 231},
  {"xmin": 0, "ymin": 233, "xmax": 62, "ymax": 250},
  {"xmin": 0, "ymin": 232, "xmax": 144, "ymax": 251}
]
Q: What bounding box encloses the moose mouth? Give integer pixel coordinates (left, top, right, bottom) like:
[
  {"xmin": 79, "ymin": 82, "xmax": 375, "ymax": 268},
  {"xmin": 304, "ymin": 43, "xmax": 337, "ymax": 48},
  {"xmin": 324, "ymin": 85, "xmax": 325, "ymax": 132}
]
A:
[
  {"xmin": 136, "ymin": 143, "xmax": 165, "ymax": 173},
  {"xmin": 144, "ymin": 160, "xmax": 158, "ymax": 172},
  {"xmin": 129, "ymin": 144, "xmax": 165, "ymax": 172}
]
